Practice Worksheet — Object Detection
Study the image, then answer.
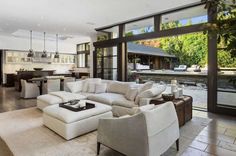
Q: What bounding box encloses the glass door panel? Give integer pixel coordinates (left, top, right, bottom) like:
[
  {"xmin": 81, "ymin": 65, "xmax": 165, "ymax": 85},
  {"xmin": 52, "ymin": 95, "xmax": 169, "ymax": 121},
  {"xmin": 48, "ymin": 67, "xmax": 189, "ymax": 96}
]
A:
[
  {"xmin": 217, "ymin": 50, "xmax": 236, "ymax": 108},
  {"xmin": 95, "ymin": 46, "xmax": 118, "ymax": 80}
]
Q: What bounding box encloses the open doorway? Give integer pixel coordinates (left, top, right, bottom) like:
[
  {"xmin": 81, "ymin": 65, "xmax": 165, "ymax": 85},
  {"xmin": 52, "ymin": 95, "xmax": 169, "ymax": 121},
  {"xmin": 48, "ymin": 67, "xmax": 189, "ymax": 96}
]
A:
[{"xmin": 127, "ymin": 32, "xmax": 208, "ymax": 110}]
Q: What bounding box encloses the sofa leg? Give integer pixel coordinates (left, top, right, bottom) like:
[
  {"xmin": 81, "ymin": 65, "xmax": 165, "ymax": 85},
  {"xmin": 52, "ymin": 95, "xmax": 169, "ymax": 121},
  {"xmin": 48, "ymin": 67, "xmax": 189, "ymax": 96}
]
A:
[
  {"xmin": 97, "ymin": 142, "xmax": 101, "ymax": 155},
  {"xmin": 176, "ymin": 139, "xmax": 179, "ymax": 151}
]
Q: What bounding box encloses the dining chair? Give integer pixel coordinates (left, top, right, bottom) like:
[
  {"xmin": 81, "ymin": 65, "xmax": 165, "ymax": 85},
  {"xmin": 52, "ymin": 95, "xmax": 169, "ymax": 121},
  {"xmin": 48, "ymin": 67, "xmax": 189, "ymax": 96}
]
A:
[
  {"xmin": 20, "ymin": 79, "xmax": 40, "ymax": 99},
  {"xmin": 43, "ymin": 79, "xmax": 61, "ymax": 94}
]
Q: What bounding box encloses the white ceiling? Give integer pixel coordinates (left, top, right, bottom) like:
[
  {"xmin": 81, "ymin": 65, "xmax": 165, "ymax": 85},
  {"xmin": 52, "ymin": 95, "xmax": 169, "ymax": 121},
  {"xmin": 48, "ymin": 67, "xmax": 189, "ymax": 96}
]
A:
[{"xmin": 0, "ymin": 0, "xmax": 200, "ymax": 39}]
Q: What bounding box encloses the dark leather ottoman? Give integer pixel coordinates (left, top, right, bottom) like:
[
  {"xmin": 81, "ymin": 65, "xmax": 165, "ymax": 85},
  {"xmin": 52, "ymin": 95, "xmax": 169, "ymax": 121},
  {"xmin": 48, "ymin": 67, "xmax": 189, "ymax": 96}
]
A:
[{"xmin": 150, "ymin": 95, "xmax": 193, "ymax": 127}]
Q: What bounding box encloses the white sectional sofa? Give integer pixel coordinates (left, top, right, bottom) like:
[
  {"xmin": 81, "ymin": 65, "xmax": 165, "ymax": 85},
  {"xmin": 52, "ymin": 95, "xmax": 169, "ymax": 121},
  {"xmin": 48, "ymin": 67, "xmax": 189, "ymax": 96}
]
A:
[{"xmin": 37, "ymin": 78, "xmax": 166, "ymax": 117}]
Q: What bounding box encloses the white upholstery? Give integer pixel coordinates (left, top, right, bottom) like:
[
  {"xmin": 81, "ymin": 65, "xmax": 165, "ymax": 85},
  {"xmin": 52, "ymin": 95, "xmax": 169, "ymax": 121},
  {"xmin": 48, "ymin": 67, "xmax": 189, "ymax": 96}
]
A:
[
  {"xmin": 43, "ymin": 79, "xmax": 61, "ymax": 94},
  {"xmin": 63, "ymin": 77, "xmax": 76, "ymax": 92},
  {"xmin": 82, "ymin": 78, "xmax": 101, "ymax": 92},
  {"xmin": 138, "ymin": 81, "xmax": 154, "ymax": 94},
  {"xmin": 107, "ymin": 81, "xmax": 135, "ymax": 95},
  {"xmin": 87, "ymin": 93, "xmax": 127, "ymax": 105},
  {"xmin": 44, "ymin": 101, "xmax": 112, "ymax": 123},
  {"xmin": 97, "ymin": 102, "xmax": 179, "ymax": 156},
  {"xmin": 43, "ymin": 100, "xmax": 113, "ymax": 140},
  {"xmin": 37, "ymin": 79, "xmax": 167, "ymax": 117},
  {"xmin": 95, "ymin": 83, "xmax": 107, "ymax": 94},
  {"xmin": 37, "ymin": 92, "xmax": 86, "ymax": 110},
  {"xmin": 174, "ymin": 65, "xmax": 187, "ymax": 71},
  {"xmin": 20, "ymin": 79, "xmax": 40, "ymax": 99}
]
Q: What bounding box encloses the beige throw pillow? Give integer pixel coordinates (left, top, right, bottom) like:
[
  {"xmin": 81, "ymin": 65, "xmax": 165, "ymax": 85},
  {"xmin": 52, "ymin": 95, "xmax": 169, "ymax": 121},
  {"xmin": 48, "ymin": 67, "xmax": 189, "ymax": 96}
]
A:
[
  {"xmin": 125, "ymin": 88, "xmax": 138, "ymax": 101},
  {"xmin": 138, "ymin": 81, "xmax": 154, "ymax": 93},
  {"xmin": 66, "ymin": 81, "xmax": 83, "ymax": 93},
  {"xmin": 82, "ymin": 78, "xmax": 101, "ymax": 92},
  {"xmin": 87, "ymin": 82, "xmax": 97, "ymax": 93},
  {"xmin": 135, "ymin": 84, "xmax": 166, "ymax": 105},
  {"xmin": 95, "ymin": 83, "xmax": 107, "ymax": 94}
]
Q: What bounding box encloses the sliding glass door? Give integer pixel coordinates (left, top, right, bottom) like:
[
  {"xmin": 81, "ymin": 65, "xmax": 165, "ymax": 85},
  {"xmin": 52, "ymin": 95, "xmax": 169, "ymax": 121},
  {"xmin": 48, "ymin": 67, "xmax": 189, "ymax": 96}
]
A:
[
  {"xmin": 217, "ymin": 49, "xmax": 236, "ymax": 111},
  {"xmin": 95, "ymin": 46, "xmax": 118, "ymax": 80}
]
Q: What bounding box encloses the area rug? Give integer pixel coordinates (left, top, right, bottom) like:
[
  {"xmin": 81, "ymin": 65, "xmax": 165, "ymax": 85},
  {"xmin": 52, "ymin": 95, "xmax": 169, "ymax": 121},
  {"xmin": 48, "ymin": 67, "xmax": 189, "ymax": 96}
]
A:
[{"xmin": 0, "ymin": 107, "xmax": 212, "ymax": 156}]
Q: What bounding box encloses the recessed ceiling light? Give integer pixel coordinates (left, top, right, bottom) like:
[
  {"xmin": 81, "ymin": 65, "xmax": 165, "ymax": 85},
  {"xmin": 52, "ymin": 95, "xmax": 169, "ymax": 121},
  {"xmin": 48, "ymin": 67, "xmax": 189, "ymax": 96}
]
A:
[{"xmin": 37, "ymin": 23, "xmax": 41, "ymax": 27}]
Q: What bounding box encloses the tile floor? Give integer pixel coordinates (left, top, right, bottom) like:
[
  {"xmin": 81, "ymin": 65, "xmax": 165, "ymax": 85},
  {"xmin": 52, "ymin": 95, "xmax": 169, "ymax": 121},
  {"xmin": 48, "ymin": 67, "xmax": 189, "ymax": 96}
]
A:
[{"xmin": 0, "ymin": 86, "xmax": 236, "ymax": 156}]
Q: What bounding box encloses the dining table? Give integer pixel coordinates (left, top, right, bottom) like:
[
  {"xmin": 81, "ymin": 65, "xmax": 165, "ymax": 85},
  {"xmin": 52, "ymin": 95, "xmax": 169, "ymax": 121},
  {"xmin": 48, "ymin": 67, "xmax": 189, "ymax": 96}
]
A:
[{"xmin": 28, "ymin": 77, "xmax": 65, "ymax": 95}]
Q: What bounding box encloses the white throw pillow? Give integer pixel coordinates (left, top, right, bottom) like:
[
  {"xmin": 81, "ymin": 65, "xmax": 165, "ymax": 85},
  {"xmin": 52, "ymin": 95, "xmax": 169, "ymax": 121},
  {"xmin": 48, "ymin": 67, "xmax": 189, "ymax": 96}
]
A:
[
  {"xmin": 125, "ymin": 88, "xmax": 138, "ymax": 101},
  {"xmin": 87, "ymin": 82, "xmax": 97, "ymax": 93},
  {"xmin": 107, "ymin": 81, "xmax": 130, "ymax": 95},
  {"xmin": 82, "ymin": 78, "xmax": 101, "ymax": 92},
  {"xmin": 138, "ymin": 81, "xmax": 154, "ymax": 93},
  {"xmin": 139, "ymin": 85, "xmax": 166, "ymax": 98},
  {"xmin": 95, "ymin": 83, "xmax": 107, "ymax": 94},
  {"xmin": 66, "ymin": 81, "xmax": 83, "ymax": 93},
  {"xmin": 135, "ymin": 84, "xmax": 166, "ymax": 105}
]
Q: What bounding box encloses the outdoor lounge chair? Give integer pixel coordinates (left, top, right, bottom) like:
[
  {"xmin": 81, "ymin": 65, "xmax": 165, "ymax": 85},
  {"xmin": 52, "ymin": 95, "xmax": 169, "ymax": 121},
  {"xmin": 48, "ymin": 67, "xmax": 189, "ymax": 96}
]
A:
[
  {"xmin": 187, "ymin": 65, "xmax": 201, "ymax": 72},
  {"xmin": 174, "ymin": 65, "xmax": 187, "ymax": 71}
]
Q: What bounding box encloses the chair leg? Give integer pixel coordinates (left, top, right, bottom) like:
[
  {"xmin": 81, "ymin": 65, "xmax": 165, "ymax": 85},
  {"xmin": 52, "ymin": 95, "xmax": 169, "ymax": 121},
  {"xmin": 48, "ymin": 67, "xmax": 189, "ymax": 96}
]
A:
[
  {"xmin": 176, "ymin": 139, "xmax": 179, "ymax": 151},
  {"xmin": 97, "ymin": 142, "xmax": 101, "ymax": 155}
]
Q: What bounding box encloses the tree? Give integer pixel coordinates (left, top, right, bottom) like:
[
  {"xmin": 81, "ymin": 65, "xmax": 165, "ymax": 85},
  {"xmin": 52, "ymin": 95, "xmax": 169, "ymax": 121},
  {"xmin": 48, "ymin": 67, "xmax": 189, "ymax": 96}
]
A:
[{"xmin": 203, "ymin": 0, "xmax": 236, "ymax": 56}]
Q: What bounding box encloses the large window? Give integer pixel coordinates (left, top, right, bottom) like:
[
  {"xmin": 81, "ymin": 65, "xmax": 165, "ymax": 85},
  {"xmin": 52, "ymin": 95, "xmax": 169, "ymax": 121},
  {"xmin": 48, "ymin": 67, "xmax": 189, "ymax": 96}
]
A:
[
  {"xmin": 97, "ymin": 26, "xmax": 119, "ymax": 41},
  {"xmin": 161, "ymin": 5, "xmax": 208, "ymax": 30},
  {"xmin": 125, "ymin": 18, "xmax": 154, "ymax": 36},
  {"xmin": 77, "ymin": 43, "xmax": 90, "ymax": 68},
  {"xmin": 217, "ymin": 45, "xmax": 236, "ymax": 108},
  {"xmin": 96, "ymin": 47, "xmax": 117, "ymax": 80}
]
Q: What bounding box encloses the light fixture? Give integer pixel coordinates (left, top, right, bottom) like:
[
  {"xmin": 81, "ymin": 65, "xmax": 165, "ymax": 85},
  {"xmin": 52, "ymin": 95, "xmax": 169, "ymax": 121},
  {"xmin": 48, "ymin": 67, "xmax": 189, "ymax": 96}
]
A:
[
  {"xmin": 27, "ymin": 30, "xmax": 34, "ymax": 57},
  {"xmin": 41, "ymin": 32, "xmax": 47, "ymax": 58},
  {"xmin": 54, "ymin": 34, "xmax": 59, "ymax": 58}
]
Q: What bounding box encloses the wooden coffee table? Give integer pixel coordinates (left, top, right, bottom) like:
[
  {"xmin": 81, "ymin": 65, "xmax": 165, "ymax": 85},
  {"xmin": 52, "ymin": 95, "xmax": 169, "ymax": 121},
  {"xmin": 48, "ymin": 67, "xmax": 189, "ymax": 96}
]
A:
[{"xmin": 150, "ymin": 95, "xmax": 192, "ymax": 127}]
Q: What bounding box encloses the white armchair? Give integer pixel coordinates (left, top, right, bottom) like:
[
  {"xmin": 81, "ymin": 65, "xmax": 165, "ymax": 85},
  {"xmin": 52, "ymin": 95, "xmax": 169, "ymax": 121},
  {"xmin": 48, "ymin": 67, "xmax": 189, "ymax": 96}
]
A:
[
  {"xmin": 20, "ymin": 79, "xmax": 40, "ymax": 98},
  {"xmin": 97, "ymin": 102, "xmax": 179, "ymax": 156}
]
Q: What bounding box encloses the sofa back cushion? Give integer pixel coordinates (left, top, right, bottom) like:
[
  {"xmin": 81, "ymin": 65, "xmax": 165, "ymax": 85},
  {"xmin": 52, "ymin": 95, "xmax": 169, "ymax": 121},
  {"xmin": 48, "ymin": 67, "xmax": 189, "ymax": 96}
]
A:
[
  {"xmin": 66, "ymin": 81, "xmax": 84, "ymax": 93},
  {"xmin": 95, "ymin": 83, "xmax": 107, "ymax": 94},
  {"xmin": 107, "ymin": 81, "xmax": 134, "ymax": 95},
  {"xmin": 82, "ymin": 78, "xmax": 101, "ymax": 92},
  {"xmin": 125, "ymin": 87, "xmax": 138, "ymax": 101}
]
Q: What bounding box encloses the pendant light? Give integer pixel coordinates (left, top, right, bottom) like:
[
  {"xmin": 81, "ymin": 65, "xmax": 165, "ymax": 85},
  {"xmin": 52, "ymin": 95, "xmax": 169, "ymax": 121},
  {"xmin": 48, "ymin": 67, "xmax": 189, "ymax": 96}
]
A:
[
  {"xmin": 41, "ymin": 32, "xmax": 47, "ymax": 58},
  {"xmin": 54, "ymin": 34, "xmax": 60, "ymax": 58},
  {"xmin": 27, "ymin": 30, "xmax": 34, "ymax": 57}
]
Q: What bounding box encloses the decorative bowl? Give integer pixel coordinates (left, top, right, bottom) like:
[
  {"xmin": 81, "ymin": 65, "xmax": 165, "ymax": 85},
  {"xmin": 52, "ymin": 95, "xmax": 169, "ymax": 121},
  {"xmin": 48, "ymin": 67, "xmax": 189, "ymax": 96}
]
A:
[
  {"xmin": 162, "ymin": 94, "xmax": 175, "ymax": 101},
  {"xmin": 33, "ymin": 68, "xmax": 43, "ymax": 71}
]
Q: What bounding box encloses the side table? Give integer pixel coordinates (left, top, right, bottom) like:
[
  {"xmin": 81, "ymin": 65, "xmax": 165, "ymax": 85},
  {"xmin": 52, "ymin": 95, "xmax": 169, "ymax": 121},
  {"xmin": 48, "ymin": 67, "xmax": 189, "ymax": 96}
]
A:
[{"xmin": 150, "ymin": 95, "xmax": 193, "ymax": 127}]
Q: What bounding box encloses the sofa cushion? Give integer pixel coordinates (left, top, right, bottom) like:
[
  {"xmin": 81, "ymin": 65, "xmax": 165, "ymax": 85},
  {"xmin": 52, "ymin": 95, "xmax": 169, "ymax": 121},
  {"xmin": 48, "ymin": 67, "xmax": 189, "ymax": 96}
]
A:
[
  {"xmin": 95, "ymin": 83, "xmax": 107, "ymax": 94},
  {"xmin": 125, "ymin": 87, "xmax": 138, "ymax": 101},
  {"xmin": 113, "ymin": 100, "xmax": 137, "ymax": 108},
  {"xmin": 82, "ymin": 78, "xmax": 101, "ymax": 92},
  {"xmin": 87, "ymin": 93, "xmax": 126, "ymax": 105},
  {"xmin": 37, "ymin": 94, "xmax": 62, "ymax": 105},
  {"xmin": 43, "ymin": 100, "xmax": 112, "ymax": 123},
  {"xmin": 138, "ymin": 81, "xmax": 154, "ymax": 93},
  {"xmin": 135, "ymin": 84, "xmax": 166, "ymax": 105},
  {"xmin": 66, "ymin": 81, "xmax": 83, "ymax": 93},
  {"xmin": 87, "ymin": 82, "xmax": 97, "ymax": 93},
  {"xmin": 107, "ymin": 81, "xmax": 134, "ymax": 95},
  {"xmin": 79, "ymin": 92, "xmax": 96, "ymax": 98},
  {"xmin": 139, "ymin": 85, "xmax": 166, "ymax": 98}
]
